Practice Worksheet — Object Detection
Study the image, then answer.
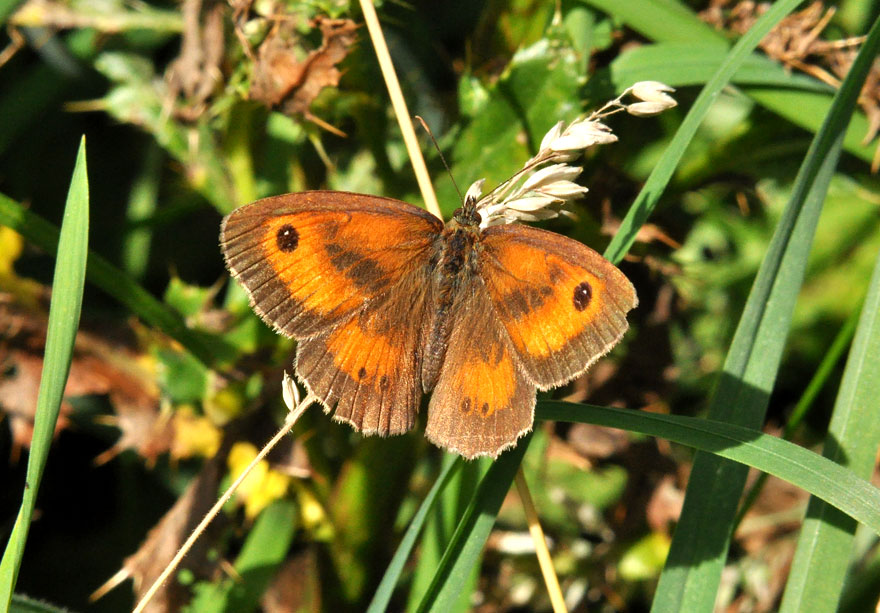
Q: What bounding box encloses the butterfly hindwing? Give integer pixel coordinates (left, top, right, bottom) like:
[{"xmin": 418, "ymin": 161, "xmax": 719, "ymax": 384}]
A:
[
  {"xmin": 295, "ymin": 271, "xmax": 433, "ymax": 435},
  {"xmin": 425, "ymin": 276, "xmax": 535, "ymax": 459},
  {"xmin": 221, "ymin": 191, "xmax": 443, "ymax": 339},
  {"xmin": 478, "ymin": 223, "xmax": 637, "ymax": 389}
]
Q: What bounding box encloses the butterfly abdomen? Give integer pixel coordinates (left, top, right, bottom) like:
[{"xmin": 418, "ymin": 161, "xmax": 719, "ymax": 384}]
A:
[{"xmin": 420, "ymin": 223, "xmax": 481, "ymax": 391}]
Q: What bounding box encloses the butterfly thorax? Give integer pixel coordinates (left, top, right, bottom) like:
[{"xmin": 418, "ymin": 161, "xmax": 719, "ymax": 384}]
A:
[{"xmin": 420, "ymin": 216, "xmax": 482, "ymax": 391}]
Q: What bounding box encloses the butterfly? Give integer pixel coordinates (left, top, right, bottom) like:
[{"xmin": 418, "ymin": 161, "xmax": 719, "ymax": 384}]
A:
[{"xmin": 220, "ymin": 189, "xmax": 636, "ymax": 459}]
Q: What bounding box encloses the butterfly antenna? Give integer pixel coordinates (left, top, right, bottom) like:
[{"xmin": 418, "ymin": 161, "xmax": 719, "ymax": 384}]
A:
[{"xmin": 415, "ymin": 115, "xmax": 463, "ymax": 203}]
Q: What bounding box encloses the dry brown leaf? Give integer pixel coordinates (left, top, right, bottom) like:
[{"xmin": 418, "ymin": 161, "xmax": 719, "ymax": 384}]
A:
[
  {"xmin": 567, "ymin": 423, "xmax": 631, "ymax": 460},
  {"xmin": 645, "ymin": 475, "xmax": 684, "ymax": 532},
  {"xmin": 166, "ymin": 0, "xmax": 226, "ymax": 121},
  {"xmin": 250, "ymin": 16, "xmax": 357, "ymax": 127},
  {"xmin": 92, "ymin": 447, "xmax": 229, "ymax": 610},
  {"xmin": 0, "ymin": 293, "xmax": 168, "ymax": 463},
  {"xmin": 736, "ymin": 470, "xmax": 806, "ymax": 554},
  {"xmin": 601, "ymin": 199, "xmax": 681, "ymax": 249},
  {"xmin": 261, "ymin": 548, "xmax": 322, "ymax": 613}
]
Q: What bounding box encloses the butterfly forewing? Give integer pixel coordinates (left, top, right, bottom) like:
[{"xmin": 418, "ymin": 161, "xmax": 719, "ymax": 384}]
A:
[
  {"xmin": 478, "ymin": 223, "xmax": 637, "ymax": 390},
  {"xmin": 220, "ymin": 191, "xmax": 442, "ymax": 339}
]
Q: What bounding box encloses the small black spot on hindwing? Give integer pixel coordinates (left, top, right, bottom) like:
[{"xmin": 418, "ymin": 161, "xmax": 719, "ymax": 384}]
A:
[
  {"xmin": 276, "ymin": 224, "xmax": 299, "ymax": 252},
  {"xmin": 357, "ymin": 367, "xmax": 367, "ymax": 380},
  {"xmin": 573, "ymin": 281, "xmax": 592, "ymax": 311},
  {"xmin": 480, "ymin": 402, "xmax": 490, "ymax": 417},
  {"xmin": 461, "ymin": 397, "xmax": 472, "ymax": 415}
]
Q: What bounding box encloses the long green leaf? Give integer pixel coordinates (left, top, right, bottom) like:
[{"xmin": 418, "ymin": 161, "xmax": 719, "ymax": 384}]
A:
[
  {"xmin": 610, "ymin": 43, "xmax": 832, "ymax": 93},
  {"xmin": 778, "ymin": 253, "xmax": 880, "ymax": 609},
  {"xmin": 536, "ymin": 402, "xmax": 880, "ymax": 536},
  {"xmin": 736, "ymin": 296, "xmax": 863, "ymax": 527},
  {"xmin": 405, "ymin": 458, "xmax": 485, "ymax": 613},
  {"xmin": 653, "ymin": 12, "xmax": 880, "ymax": 612},
  {"xmin": 186, "ymin": 500, "xmax": 297, "ymax": 613},
  {"xmin": 367, "ymin": 457, "xmax": 462, "ymax": 613},
  {"xmin": 0, "ymin": 194, "xmax": 234, "ymax": 368},
  {"xmin": 582, "ymin": 0, "xmax": 723, "ymax": 46},
  {"xmin": 9, "ymin": 593, "xmax": 72, "ymax": 613},
  {"xmin": 414, "ymin": 438, "xmax": 531, "ymax": 613},
  {"xmin": 0, "ymin": 137, "xmax": 89, "ymax": 605}
]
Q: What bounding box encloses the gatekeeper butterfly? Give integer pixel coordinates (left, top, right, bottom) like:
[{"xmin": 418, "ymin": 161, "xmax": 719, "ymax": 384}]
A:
[{"xmin": 220, "ymin": 184, "xmax": 636, "ymax": 459}]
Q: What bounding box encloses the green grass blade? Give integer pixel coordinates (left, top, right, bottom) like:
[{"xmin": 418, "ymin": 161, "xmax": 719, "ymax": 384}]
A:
[
  {"xmin": 602, "ymin": 0, "xmax": 805, "ymax": 265},
  {"xmin": 609, "ymin": 43, "xmax": 833, "ymax": 93},
  {"xmin": 736, "ymin": 298, "xmax": 862, "ymax": 527},
  {"xmin": 839, "ymin": 543, "xmax": 880, "ymax": 612},
  {"xmin": 9, "ymin": 594, "xmax": 73, "ymax": 613},
  {"xmin": 743, "ymin": 87, "xmax": 877, "ymax": 165},
  {"xmin": 367, "ymin": 457, "xmax": 462, "ymax": 613},
  {"xmin": 0, "ymin": 193, "xmax": 234, "ymax": 368},
  {"xmin": 405, "ymin": 458, "xmax": 486, "ymax": 612},
  {"xmin": 590, "ymin": 0, "xmax": 878, "ymax": 166},
  {"xmin": 652, "ymin": 13, "xmax": 880, "ymax": 611},
  {"xmin": 536, "ymin": 402, "xmax": 880, "ymax": 537},
  {"xmin": 0, "ymin": 137, "xmax": 89, "ymax": 605},
  {"xmin": 414, "ymin": 438, "xmax": 531, "ymax": 613},
  {"xmin": 778, "ymin": 252, "xmax": 880, "ymax": 611}
]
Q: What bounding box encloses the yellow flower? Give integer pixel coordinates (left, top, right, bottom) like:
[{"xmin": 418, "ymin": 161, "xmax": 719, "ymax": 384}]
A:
[
  {"xmin": 0, "ymin": 226, "xmax": 43, "ymax": 306},
  {"xmin": 171, "ymin": 405, "xmax": 222, "ymax": 459},
  {"xmin": 227, "ymin": 441, "xmax": 292, "ymax": 519}
]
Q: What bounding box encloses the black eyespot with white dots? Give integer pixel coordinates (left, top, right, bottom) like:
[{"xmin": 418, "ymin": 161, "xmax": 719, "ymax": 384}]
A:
[
  {"xmin": 276, "ymin": 224, "xmax": 299, "ymax": 252},
  {"xmin": 573, "ymin": 281, "xmax": 592, "ymax": 311}
]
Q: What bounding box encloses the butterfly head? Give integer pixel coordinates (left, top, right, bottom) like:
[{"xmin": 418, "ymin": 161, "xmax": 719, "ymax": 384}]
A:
[{"xmin": 451, "ymin": 189, "xmax": 482, "ymax": 228}]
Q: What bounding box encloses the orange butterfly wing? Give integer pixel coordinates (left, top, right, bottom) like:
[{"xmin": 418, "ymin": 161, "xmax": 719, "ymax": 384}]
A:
[
  {"xmin": 221, "ymin": 191, "xmax": 442, "ymax": 434},
  {"xmin": 425, "ymin": 276, "xmax": 535, "ymax": 459},
  {"xmin": 478, "ymin": 224, "xmax": 637, "ymax": 389},
  {"xmin": 295, "ymin": 273, "xmax": 434, "ymax": 435},
  {"xmin": 221, "ymin": 191, "xmax": 442, "ymax": 338}
]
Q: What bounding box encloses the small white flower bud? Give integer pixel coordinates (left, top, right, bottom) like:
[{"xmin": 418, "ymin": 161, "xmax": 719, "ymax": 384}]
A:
[
  {"xmin": 631, "ymin": 81, "xmax": 676, "ymax": 104},
  {"xmin": 550, "ymin": 120, "xmax": 618, "ymax": 151},
  {"xmin": 539, "ymin": 121, "xmax": 566, "ymax": 152},
  {"xmin": 282, "ymin": 372, "xmax": 300, "ymax": 411},
  {"xmin": 522, "ymin": 164, "xmax": 582, "ymax": 192},
  {"xmin": 626, "ymin": 101, "xmax": 674, "ymax": 117},
  {"xmin": 537, "ymin": 180, "xmax": 588, "ymax": 199},
  {"xmin": 505, "ymin": 195, "xmax": 561, "ymax": 212},
  {"xmin": 509, "ymin": 208, "xmax": 560, "ymax": 222}
]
